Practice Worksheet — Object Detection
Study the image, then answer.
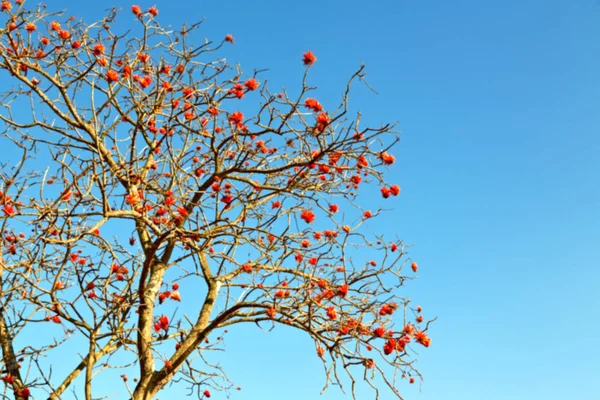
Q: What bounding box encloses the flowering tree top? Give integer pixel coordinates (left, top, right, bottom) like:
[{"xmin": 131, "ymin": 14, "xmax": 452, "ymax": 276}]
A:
[{"xmin": 0, "ymin": 1, "xmax": 432, "ymax": 399}]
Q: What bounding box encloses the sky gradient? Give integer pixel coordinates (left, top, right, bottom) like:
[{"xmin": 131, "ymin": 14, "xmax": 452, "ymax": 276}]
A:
[{"xmin": 20, "ymin": 0, "xmax": 600, "ymax": 399}]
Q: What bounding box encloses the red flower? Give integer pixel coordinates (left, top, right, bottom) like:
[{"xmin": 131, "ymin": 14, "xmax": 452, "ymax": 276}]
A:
[
  {"xmin": 158, "ymin": 315, "xmax": 169, "ymax": 331},
  {"xmin": 380, "ymin": 151, "xmax": 395, "ymax": 165},
  {"xmin": 373, "ymin": 326, "xmax": 386, "ymax": 337},
  {"xmin": 308, "ymin": 257, "xmax": 318, "ymax": 265},
  {"xmin": 266, "ymin": 308, "xmax": 276, "ymax": 318},
  {"xmin": 300, "ymin": 209, "xmax": 316, "ymax": 224},
  {"xmin": 244, "ymin": 78, "xmax": 260, "ymax": 91},
  {"xmin": 302, "ymin": 51, "xmax": 317, "ymax": 66},
  {"xmin": 93, "ymin": 43, "xmax": 105, "ymax": 56},
  {"xmin": 72, "ymin": 40, "xmax": 81, "ymax": 49},
  {"xmin": 271, "ymin": 201, "xmax": 281, "ymax": 209},
  {"xmin": 2, "ymin": 204, "xmax": 15, "ymax": 216},
  {"xmin": 383, "ymin": 338, "xmax": 396, "ymax": 355},
  {"xmin": 177, "ymin": 207, "xmax": 188, "ymax": 217},
  {"xmin": 147, "ymin": 6, "xmax": 158, "ymax": 16},
  {"xmin": 225, "ymin": 34, "xmax": 234, "ymax": 44},
  {"xmin": 414, "ymin": 330, "xmax": 431, "ymax": 347},
  {"xmin": 137, "ymin": 53, "xmax": 150, "ymax": 63},
  {"xmin": 304, "ymin": 98, "xmax": 323, "ymax": 112},
  {"xmin": 51, "ymin": 315, "xmax": 61, "ymax": 324},
  {"xmin": 390, "ymin": 184, "xmax": 400, "ymax": 196},
  {"xmin": 363, "ymin": 210, "xmax": 372, "ymax": 219},
  {"xmin": 241, "ymin": 264, "xmax": 252, "ymax": 273},
  {"xmin": 25, "ymin": 22, "xmax": 36, "ymax": 32},
  {"xmin": 379, "ymin": 303, "xmax": 397, "ymax": 316},
  {"xmin": 381, "ymin": 187, "xmax": 391, "ymax": 198},
  {"xmin": 132, "ymin": 5, "xmax": 142, "ymax": 16},
  {"xmin": 58, "ymin": 30, "xmax": 70, "ymax": 40},
  {"xmin": 316, "ymin": 346, "xmax": 325, "ymax": 357},
  {"xmin": 203, "ymin": 389, "xmax": 211, "ymax": 398},
  {"xmin": 411, "ymin": 262, "xmax": 418, "ymax": 272},
  {"xmin": 106, "ymin": 70, "xmax": 119, "ymax": 83},
  {"xmin": 316, "ymin": 112, "xmax": 330, "ymax": 131},
  {"xmin": 390, "ymin": 243, "xmax": 398, "ymax": 252},
  {"xmin": 326, "ymin": 306, "xmax": 337, "ymax": 320},
  {"xmin": 16, "ymin": 388, "xmax": 30, "ymax": 399},
  {"xmin": 1, "ymin": 2, "xmax": 12, "ymax": 12},
  {"xmin": 337, "ymin": 284, "xmax": 349, "ymax": 297},
  {"xmin": 228, "ymin": 111, "xmax": 244, "ymax": 125}
]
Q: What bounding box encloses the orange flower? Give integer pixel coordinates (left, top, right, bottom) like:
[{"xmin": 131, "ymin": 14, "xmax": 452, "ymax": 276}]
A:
[
  {"xmin": 304, "ymin": 98, "xmax": 323, "ymax": 112},
  {"xmin": 302, "ymin": 51, "xmax": 317, "ymax": 66},
  {"xmin": 147, "ymin": 6, "xmax": 158, "ymax": 16},
  {"xmin": 411, "ymin": 262, "xmax": 418, "ymax": 272},
  {"xmin": 326, "ymin": 306, "xmax": 337, "ymax": 320},
  {"xmin": 300, "ymin": 209, "xmax": 316, "ymax": 224},
  {"xmin": 137, "ymin": 53, "xmax": 150, "ymax": 63},
  {"xmin": 228, "ymin": 111, "xmax": 244, "ymax": 125},
  {"xmin": 363, "ymin": 210, "xmax": 372, "ymax": 219},
  {"xmin": 266, "ymin": 308, "xmax": 276, "ymax": 318},
  {"xmin": 381, "ymin": 187, "xmax": 391, "ymax": 198},
  {"xmin": 373, "ymin": 326, "xmax": 386, "ymax": 337},
  {"xmin": 106, "ymin": 70, "xmax": 119, "ymax": 83},
  {"xmin": 25, "ymin": 22, "xmax": 36, "ymax": 32},
  {"xmin": 58, "ymin": 30, "xmax": 70, "ymax": 40},
  {"xmin": 131, "ymin": 5, "xmax": 142, "ymax": 16},
  {"xmin": 224, "ymin": 34, "xmax": 234, "ymax": 44},
  {"xmin": 379, "ymin": 151, "xmax": 396, "ymax": 165},
  {"xmin": 316, "ymin": 346, "xmax": 325, "ymax": 357},
  {"xmin": 93, "ymin": 43, "xmax": 105, "ymax": 56},
  {"xmin": 414, "ymin": 330, "xmax": 431, "ymax": 347},
  {"xmin": 244, "ymin": 78, "xmax": 260, "ymax": 91},
  {"xmin": 390, "ymin": 184, "xmax": 400, "ymax": 196},
  {"xmin": 241, "ymin": 264, "xmax": 252, "ymax": 273},
  {"xmin": 1, "ymin": 1, "xmax": 12, "ymax": 12}
]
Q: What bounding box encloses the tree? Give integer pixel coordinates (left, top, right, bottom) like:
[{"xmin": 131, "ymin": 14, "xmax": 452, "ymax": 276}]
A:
[{"xmin": 0, "ymin": 2, "xmax": 432, "ymax": 399}]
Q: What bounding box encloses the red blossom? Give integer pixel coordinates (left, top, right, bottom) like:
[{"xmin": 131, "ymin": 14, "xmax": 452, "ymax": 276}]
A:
[
  {"xmin": 326, "ymin": 306, "xmax": 337, "ymax": 320},
  {"xmin": 228, "ymin": 111, "xmax": 244, "ymax": 125},
  {"xmin": 381, "ymin": 187, "xmax": 391, "ymax": 198},
  {"xmin": 300, "ymin": 209, "xmax": 316, "ymax": 224},
  {"xmin": 106, "ymin": 70, "xmax": 119, "ymax": 83},
  {"xmin": 244, "ymin": 78, "xmax": 260, "ymax": 91},
  {"xmin": 302, "ymin": 51, "xmax": 317, "ymax": 66},
  {"xmin": 304, "ymin": 98, "xmax": 323, "ymax": 112},
  {"xmin": 224, "ymin": 34, "xmax": 234, "ymax": 44}
]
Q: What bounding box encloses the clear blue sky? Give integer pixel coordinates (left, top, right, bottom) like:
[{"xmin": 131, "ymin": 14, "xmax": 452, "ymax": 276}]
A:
[{"xmin": 31, "ymin": 0, "xmax": 600, "ymax": 399}]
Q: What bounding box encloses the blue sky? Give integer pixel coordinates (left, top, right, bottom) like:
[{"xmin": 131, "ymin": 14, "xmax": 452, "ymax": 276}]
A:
[{"xmin": 21, "ymin": 0, "xmax": 600, "ymax": 399}]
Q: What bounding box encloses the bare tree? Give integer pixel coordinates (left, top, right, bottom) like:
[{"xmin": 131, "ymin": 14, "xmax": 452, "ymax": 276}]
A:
[{"xmin": 0, "ymin": 2, "xmax": 432, "ymax": 399}]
